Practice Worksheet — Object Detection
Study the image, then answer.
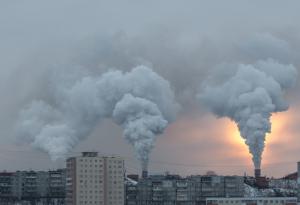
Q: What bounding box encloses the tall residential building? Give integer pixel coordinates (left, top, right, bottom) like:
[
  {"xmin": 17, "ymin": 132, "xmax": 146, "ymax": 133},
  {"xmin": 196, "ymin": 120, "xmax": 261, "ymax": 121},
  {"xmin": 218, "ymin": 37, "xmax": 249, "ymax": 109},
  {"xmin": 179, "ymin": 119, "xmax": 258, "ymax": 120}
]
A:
[{"xmin": 66, "ymin": 152, "xmax": 125, "ymax": 205}]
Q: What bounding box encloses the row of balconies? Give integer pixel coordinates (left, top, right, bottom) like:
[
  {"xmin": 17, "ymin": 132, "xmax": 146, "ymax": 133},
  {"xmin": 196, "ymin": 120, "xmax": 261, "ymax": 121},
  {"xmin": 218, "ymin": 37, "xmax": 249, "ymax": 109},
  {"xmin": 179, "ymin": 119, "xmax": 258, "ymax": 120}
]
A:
[
  {"xmin": 176, "ymin": 182, "xmax": 188, "ymax": 188},
  {"xmin": 129, "ymin": 188, "xmax": 243, "ymax": 199}
]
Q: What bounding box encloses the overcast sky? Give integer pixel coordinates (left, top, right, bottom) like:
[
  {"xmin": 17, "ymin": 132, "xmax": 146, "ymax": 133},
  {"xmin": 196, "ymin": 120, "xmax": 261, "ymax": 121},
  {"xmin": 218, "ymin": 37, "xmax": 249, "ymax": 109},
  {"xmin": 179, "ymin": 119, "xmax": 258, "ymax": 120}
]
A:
[{"xmin": 1, "ymin": 0, "xmax": 300, "ymax": 178}]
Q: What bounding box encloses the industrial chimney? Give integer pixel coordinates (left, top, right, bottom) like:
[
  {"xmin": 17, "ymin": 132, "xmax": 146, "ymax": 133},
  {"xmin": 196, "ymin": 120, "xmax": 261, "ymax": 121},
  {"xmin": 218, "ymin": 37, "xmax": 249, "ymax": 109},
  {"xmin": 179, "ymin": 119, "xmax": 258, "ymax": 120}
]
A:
[
  {"xmin": 142, "ymin": 170, "xmax": 148, "ymax": 179},
  {"xmin": 255, "ymin": 169, "xmax": 261, "ymax": 178}
]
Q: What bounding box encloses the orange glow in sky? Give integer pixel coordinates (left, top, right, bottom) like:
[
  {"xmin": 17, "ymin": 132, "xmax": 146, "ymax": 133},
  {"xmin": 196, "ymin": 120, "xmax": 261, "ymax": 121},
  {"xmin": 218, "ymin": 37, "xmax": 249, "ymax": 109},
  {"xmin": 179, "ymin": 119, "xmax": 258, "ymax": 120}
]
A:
[
  {"xmin": 224, "ymin": 120, "xmax": 250, "ymax": 158},
  {"xmin": 159, "ymin": 106, "xmax": 299, "ymax": 177},
  {"xmin": 223, "ymin": 108, "xmax": 295, "ymax": 168}
]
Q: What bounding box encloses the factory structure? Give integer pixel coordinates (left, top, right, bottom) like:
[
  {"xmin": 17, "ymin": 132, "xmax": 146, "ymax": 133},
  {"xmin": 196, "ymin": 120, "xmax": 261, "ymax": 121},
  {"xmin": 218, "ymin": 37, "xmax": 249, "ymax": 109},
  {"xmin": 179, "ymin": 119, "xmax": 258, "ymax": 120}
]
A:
[{"xmin": 0, "ymin": 153, "xmax": 299, "ymax": 205}]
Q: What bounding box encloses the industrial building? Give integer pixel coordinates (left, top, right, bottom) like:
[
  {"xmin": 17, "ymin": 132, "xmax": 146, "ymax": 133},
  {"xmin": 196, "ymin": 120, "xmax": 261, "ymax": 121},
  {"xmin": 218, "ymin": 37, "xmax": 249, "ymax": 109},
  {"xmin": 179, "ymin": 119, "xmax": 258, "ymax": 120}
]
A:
[
  {"xmin": 0, "ymin": 169, "xmax": 66, "ymax": 204},
  {"xmin": 66, "ymin": 152, "xmax": 125, "ymax": 205},
  {"xmin": 125, "ymin": 174, "xmax": 245, "ymax": 205}
]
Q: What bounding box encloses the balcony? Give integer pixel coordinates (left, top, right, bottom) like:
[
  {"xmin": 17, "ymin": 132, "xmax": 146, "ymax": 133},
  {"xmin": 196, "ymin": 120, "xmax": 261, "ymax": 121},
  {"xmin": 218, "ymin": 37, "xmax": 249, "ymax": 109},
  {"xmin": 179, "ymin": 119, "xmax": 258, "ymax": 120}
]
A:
[
  {"xmin": 152, "ymin": 196, "xmax": 163, "ymax": 201},
  {"xmin": 176, "ymin": 182, "xmax": 188, "ymax": 188},
  {"xmin": 152, "ymin": 186, "xmax": 163, "ymax": 191}
]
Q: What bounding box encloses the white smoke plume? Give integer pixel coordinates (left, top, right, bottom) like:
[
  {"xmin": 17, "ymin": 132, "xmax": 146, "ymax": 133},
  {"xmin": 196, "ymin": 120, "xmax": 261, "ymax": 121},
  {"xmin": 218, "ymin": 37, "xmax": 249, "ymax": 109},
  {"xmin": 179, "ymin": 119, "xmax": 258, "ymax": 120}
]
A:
[
  {"xmin": 199, "ymin": 59, "xmax": 297, "ymax": 169},
  {"xmin": 16, "ymin": 66, "xmax": 178, "ymax": 170},
  {"xmin": 113, "ymin": 94, "xmax": 168, "ymax": 170}
]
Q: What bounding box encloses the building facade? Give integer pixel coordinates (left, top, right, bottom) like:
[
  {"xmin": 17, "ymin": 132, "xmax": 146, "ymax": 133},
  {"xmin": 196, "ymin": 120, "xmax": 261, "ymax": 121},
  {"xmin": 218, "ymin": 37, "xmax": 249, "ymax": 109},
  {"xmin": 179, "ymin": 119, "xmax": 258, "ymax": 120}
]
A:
[
  {"xmin": 190, "ymin": 175, "xmax": 244, "ymax": 199},
  {"xmin": 0, "ymin": 169, "xmax": 66, "ymax": 205},
  {"xmin": 206, "ymin": 197, "xmax": 297, "ymax": 205},
  {"xmin": 0, "ymin": 172, "xmax": 17, "ymax": 204},
  {"xmin": 297, "ymin": 161, "xmax": 300, "ymax": 202},
  {"xmin": 125, "ymin": 174, "xmax": 245, "ymax": 205},
  {"xmin": 66, "ymin": 152, "xmax": 124, "ymax": 205}
]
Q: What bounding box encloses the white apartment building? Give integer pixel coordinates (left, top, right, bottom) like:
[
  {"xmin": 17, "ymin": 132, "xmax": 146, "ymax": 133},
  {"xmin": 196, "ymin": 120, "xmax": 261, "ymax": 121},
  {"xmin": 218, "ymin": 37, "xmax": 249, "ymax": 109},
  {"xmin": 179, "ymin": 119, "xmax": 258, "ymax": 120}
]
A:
[
  {"xmin": 206, "ymin": 197, "xmax": 297, "ymax": 205},
  {"xmin": 66, "ymin": 152, "xmax": 124, "ymax": 205}
]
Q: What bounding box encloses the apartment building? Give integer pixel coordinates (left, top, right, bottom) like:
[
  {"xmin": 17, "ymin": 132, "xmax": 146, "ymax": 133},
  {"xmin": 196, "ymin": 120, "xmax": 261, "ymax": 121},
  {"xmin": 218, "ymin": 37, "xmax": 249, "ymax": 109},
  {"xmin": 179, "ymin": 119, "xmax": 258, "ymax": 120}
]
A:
[
  {"xmin": 206, "ymin": 197, "xmax": 297, "ymax": 205},
  {"xmin": 125, "ymin": 174, "xmax": 244, "ymax": 205},
  {"xmin": 66, "ymin": 152, "xmax": 125, "ymax": 205},
  {"xmin": 48, "ymin": 170, "xmax": 67, "ymax": 199},
  {"xmin": 0, "ymin": 169, "xmax": 66, "ymax": 205},
  {"xmin": 0, "ymin": 172, "xmax": 17, "ymax": 203},
  {"xmin": 297, "ymin": 161, "xmax": 300, "ymax": 202}
]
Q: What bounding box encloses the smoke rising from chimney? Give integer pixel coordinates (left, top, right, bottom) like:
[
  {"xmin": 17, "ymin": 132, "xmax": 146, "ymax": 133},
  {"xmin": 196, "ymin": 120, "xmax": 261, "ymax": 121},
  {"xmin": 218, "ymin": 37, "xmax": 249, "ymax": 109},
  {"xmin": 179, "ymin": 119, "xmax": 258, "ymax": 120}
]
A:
[
  {"xmin": 16, "ymin": 66, "xmax": 179, "ymax": 170},
  {"xmin": 199, "ymin": 59, "xmax": 297, "ymax": 169},
  {"xmin": 112, "ymin": 94, "xmax": 168, "ymax": 171}
]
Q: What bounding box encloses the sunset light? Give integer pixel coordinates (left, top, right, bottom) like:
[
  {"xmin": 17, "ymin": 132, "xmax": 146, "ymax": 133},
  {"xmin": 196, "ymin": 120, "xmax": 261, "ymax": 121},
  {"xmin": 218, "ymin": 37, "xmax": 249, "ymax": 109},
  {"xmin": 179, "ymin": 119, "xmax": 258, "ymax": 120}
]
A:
[
  {"xmin": 1, "ymin": 2, "xmax": 300, "ymax": 202},
  {"xmin": 222, "ymin": 107, "xmax": 296, "ymax": 170}
]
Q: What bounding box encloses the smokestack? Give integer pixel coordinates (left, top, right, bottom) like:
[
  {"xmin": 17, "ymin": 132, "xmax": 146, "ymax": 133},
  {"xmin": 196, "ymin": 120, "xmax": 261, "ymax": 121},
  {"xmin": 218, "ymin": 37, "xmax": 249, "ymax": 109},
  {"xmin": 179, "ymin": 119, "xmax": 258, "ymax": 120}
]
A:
[
  {"xmin": 198, "ymin": 59, "xmax": 297, "ymax": 170},
  {"xmin": 255, "ymin": 169, "xmax": 261, "ymax": 178},
  {"xmin": 142, "ymin": 170, "xmax": 148, "ymax": 179}
]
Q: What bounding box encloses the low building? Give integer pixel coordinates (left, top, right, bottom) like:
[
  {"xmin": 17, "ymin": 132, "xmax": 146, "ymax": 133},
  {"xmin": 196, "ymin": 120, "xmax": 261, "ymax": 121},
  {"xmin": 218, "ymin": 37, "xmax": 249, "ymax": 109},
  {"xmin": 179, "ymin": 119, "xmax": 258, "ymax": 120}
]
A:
[
  {"xmin": 189, "ymin": 175, "xmax": 244, "ymax": 200},
  {"xmin": 48, "ymin": 169, "xmax": 66, "ymax": 197},
  {"xmin": 0, "ymin": 172, "xmax": 18, "ymax": 204},
  {"xmin": 0, "ymin": 169, "xmax": 66, "ymax": 205},
  {"xmin": 297, "ymin": 162, "xmax": 300, "ymax": 202},
  {"xmin": 206, "ymin": 197, "xmax": 297, "ymax": 205},
  {"xmin": 126, "ymin": 183, "xmax": 138, "ymax": 205},
  {"xmin": 126, "ymin": 174, "xmax": 244, "ymax": 205},
  {"xmin": 127, "ymin": 174, "xmax": 139, "ymax": 181}
]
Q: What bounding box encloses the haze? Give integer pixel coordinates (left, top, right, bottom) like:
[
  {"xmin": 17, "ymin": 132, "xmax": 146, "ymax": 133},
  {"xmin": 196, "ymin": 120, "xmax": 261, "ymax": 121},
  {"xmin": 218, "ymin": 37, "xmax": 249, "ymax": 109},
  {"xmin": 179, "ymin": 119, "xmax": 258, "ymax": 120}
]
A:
[{"xmin": 1, "ymin": 0, "xmax": 300, "ymax": 178}]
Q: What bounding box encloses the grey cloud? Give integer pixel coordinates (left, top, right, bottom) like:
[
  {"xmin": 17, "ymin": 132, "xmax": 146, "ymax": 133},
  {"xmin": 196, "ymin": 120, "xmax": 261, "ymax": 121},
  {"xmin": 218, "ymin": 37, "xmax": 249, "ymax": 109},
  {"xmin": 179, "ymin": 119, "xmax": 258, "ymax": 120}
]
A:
[{"xmin": 1, "ymin": 0, "xmax": 300, "ymax": 176}]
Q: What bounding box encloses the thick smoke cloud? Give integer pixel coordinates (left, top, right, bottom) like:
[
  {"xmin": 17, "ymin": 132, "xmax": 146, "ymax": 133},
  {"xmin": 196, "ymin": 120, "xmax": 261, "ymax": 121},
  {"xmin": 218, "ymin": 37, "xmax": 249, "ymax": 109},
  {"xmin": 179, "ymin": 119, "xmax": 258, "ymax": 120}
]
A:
[
  {"xmin": 16, "ymin": 66, "xmax": 178, "ymax": 169},
  {"xmin": 238, "ymin": 33, "xmax": 292, "ymax": 63},
  {"xmin": 1, "ymin": 0, "xmax": 300, "ymax": 176},
  {"xmin": 199, "ymin": 59, "xmax": 297, "ymax": 169},
  {"xmin": 113, "ymin": 94, "xmax": 168, "ymax": 170}
]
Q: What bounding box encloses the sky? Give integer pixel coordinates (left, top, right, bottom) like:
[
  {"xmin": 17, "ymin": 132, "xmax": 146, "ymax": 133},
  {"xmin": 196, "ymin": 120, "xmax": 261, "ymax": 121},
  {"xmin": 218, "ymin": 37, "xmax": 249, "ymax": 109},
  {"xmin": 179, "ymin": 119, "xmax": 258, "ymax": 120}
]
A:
[{"xmin": 0, "ymin": 0, "xmax": 300, "ymax": 178}]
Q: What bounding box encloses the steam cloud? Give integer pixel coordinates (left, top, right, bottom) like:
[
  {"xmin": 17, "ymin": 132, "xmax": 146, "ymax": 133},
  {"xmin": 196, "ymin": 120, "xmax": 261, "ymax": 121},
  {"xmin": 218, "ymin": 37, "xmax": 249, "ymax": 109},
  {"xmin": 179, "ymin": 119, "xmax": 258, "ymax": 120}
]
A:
[
  {"xmin": 16, "ymin": 66, "xmax": 178, "ymax": 170},
  {"xmin": 199, "ymin": 59, "xmax": 297, "ymax": 169}
]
